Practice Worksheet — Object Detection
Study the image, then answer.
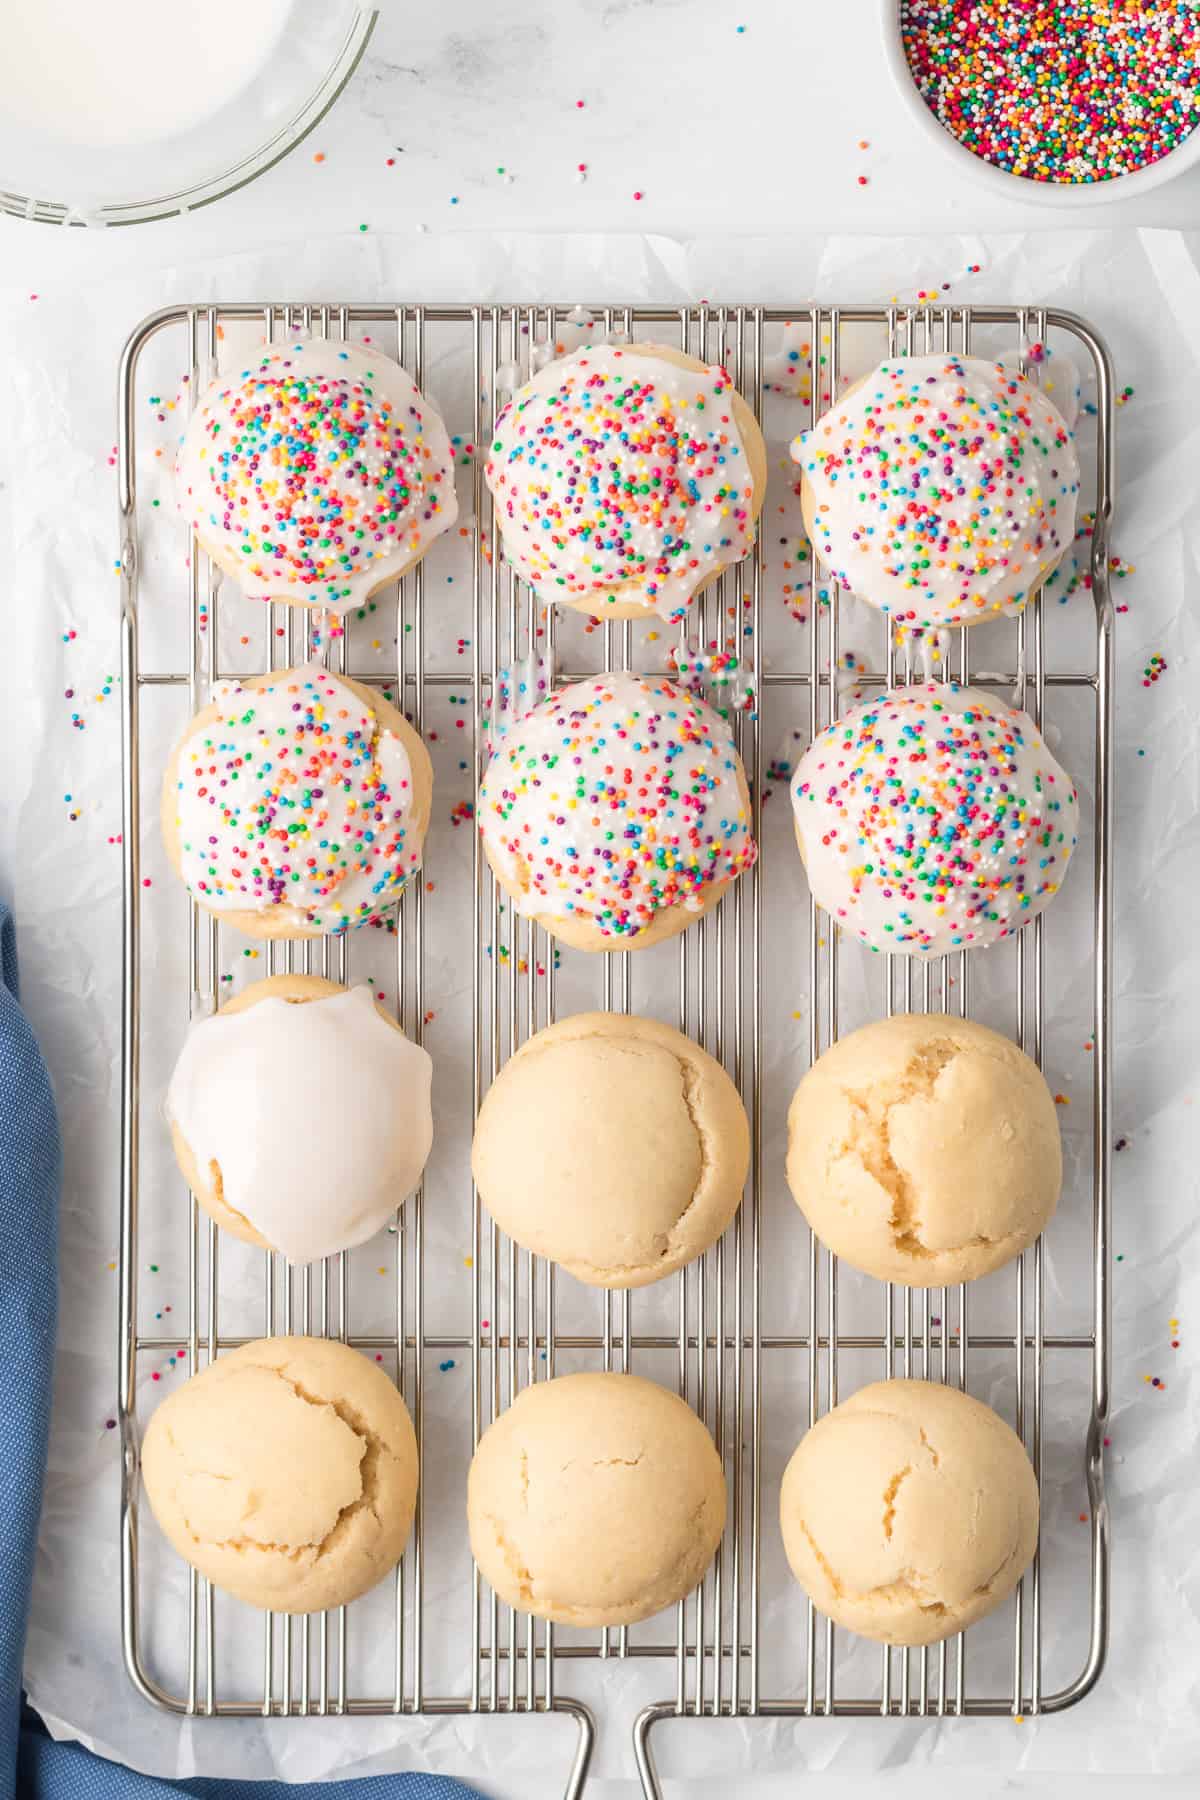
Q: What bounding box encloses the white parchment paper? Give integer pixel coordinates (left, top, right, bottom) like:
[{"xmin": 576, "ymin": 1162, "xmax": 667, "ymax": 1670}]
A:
[{"xmin": 2, "ymin": 231, "xmax": 1198, "ymax": 1796}]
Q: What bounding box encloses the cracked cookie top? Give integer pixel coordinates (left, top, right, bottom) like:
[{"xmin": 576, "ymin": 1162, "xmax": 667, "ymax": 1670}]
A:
[
  {"xmin": 786, "ymin": 1012, "xmax": 1061, "ymax": 1286},
  {"xmin": 780, "ymin": 1378, "xmax": 1039, "ymax": 1647},
  {"xmin": 472, "ymin": 1012, "xmax": 749, "ymax": 1288},
  {"xmin": 467, "ymin": 1371, "xmax": 725, "ymax": 1627},
  {"xmin": 141, "ymin": 1335, "xmax": 418, "ymax": 1614}
]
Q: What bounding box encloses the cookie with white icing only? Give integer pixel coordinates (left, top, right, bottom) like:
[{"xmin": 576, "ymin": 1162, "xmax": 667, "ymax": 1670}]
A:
[
  {"xmin": 485, "ymin": 343, "xmax": 767, "ymax": 622},
  {"xmin": 478, "ymin": 670, "xmax": 757, "ymax": 952},
  {"xmin": 468, "ymin": 1372, "xmax": 726, "ymax": 1627},
  {"xmin": 161, "ymin": 666, "xmax": 432, "ymax": 939},
  {"xmin": 141, "ymin": 1336, "xmax": 418, "ymax": 1615},
  {"xmin": 175, "ymin": 338, "xmax": 457, "ymax": 613},
  {"xmin": 471, "ymin": 1012, "xmax": 749, "ymax": 1288},
  {"xmin": 790, "ymin": 683, "xmax": 1077, "ymax": 957},
  {"xmin": 792, "ymin": 355, "xmax": 1080, "ymax": 629},
  {"xmin": 779, "ymin": 1380, "xmax": 1039, "ymax": 1647},
  {"xmin": 167, "ymin": 975, "xmax": 433, "ymax": 1264},
  {"xmin": 786, "ymin": 1013, "xmax": 1061, "ymax": 1287}
]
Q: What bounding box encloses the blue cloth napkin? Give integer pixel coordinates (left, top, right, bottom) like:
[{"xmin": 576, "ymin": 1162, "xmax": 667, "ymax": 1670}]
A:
[{"xmin": 0, "ymin": 901, "xmax": 487, "ymax": 1800}]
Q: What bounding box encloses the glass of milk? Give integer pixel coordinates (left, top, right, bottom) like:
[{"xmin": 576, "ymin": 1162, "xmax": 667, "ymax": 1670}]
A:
[{"xmin": 0, "ymin": 0, "xmax": 375, "ymax": 225}]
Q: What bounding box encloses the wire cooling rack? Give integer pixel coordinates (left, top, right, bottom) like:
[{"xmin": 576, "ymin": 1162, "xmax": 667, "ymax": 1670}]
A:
[{"xmin": 117, "ymin": 300, "xmax": 1114, "ymax": 1799}]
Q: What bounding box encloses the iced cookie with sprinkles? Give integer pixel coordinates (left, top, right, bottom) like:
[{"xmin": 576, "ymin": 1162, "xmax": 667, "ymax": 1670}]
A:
[
  {"xmin": 161, "ymin": 666, "xmax": 432, "ymax": 938},
  {"xmin": 167, "ymin": 975, "xmax": 433, "ymax": 1263},
  {"xmin": 793, "ymin": 355, "xmax": 1080, "ymax": 629},
  {"xmin": 791, "ymin": 683, "xmax": 1078, "ymax": 957},
  {"xmin": 175, "ymin": 338, "xmax": 457, "ymax": 613},
  {"xmin": 485, "ymin": 344, "xmax": 767, "ymax": 621},
  {"xmin": 478, "ymin": 670, "xmax": 757, "ymax": 951}
]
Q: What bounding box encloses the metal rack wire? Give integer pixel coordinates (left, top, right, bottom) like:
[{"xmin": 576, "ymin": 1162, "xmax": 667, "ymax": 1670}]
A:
[{"xmin": 118, "ymin": 301, "xmax": 1113, "ymax": 1799}]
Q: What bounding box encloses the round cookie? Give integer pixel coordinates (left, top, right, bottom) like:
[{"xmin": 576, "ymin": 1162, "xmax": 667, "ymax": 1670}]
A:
[
  {"xmin": 478, "ymin": 670, "xmax": 757, "ymax": 951},
  {"xmin": 786, "ymin": 1013, "xmax": 1061, "ymax": 1286},
  {"xmin": 472, "ymin": 1012, "xmax": 749, "ymax": 1287},
  {"xmin": 779, "ymin": 1379, "xmax": 1039, "ymax": 1647},
  {"xmin": 486, "ymin": 342, "xmax": 767, "ymax": 622},
  {"xmin": 790, "ymin": 682, "xmax": 1078, "ymax": 957},
  {"xmin": 175, "ymin": 337, "xmax": 458, "ymax": 613},
  {"xmin": 468, "ymin": 1372, "xmax": 726, "ymax": 1626},
  {"xmin": 141, "ymin": 1336, "xmax": 418, "ymax": 1614},
  {"xmin": 792, "ymin": 355, "xmax": 1080, "ymax": 629},
  {"xmin": 161, "ymin": 665, "xmax": 433, "ymax": 938},
  {"xmin": 167, "ymin": 974, "xmax": 433, "ymax": 1263}
]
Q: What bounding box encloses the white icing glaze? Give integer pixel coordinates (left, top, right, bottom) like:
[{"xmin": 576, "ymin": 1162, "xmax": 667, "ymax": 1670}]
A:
[
  {"xmin": 170, "ymin": 666, "xmax": 424, "ymax": 933},
  {"xmin": 166, "ymin": 986, "xmax": 432, "ymax": 1264},
  {"xmin": 791, "ymin": 683, "xmax": 1078, "ymax": 957},
  {"xmin": 479, "ymin": 670, "xmax": 756, "ymax": 940},
  {"xmin": 764, "ymin": 321, "xmax": 813, "ymax": 398},
  {"xmin": 0, "ymin": 0, "xmax": 290, "ymax": 148},
  {"xmin": 485, "ymin": 345, "xmax": 757, "ymax": 620},
  {"xmin": 792, "ymin": 355, "xmax": 1080, "ymax": 629},
  {"xmin": 1002, "ymin": 344, "xmax": 1083, "ymax": 431},
  {"xmin": 175, "ymin": 338, "xmax": 457, "ymax": 613}
]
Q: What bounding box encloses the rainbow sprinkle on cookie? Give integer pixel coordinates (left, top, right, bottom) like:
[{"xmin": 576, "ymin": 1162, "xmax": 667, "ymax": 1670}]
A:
[
  {"xmin": 168, "ymin": 668, "xmax": 425, "ymax": 934},
  {"xmin": 793, "ymin": 355, "xmax": 1080, "ymax": 629},
  {"xmin": 175, "ymin": 339, "xmax": 457, "ymax": 613},
  {"xmin": 901, "ymin": 1, "xmax": 1200, "ymax": 185},
  {"xmin": 479, "ymin": 670, "xmax": 757, "ymax": 941},
  {"xmin": 486, "ymin": 345, "xmax": 758, "ymax": 620},
  {"xmin": 791, "ymin": 683, "xmax": 1078, "ymax": 956}
]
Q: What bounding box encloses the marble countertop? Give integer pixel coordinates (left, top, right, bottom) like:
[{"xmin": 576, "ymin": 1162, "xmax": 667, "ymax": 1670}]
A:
[{"xmin": 5, "ymin": 0, "xmax": 1200, "ymax": 295}]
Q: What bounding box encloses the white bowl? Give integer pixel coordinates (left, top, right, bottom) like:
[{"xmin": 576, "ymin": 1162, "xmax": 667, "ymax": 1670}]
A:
[
  {"xmin": 0, "ymin": 2, "xmax": 376, "ymax": 228},
  {"xmin": 882, "ymin": 0, "xmax": 1200, "ymax": 208}
]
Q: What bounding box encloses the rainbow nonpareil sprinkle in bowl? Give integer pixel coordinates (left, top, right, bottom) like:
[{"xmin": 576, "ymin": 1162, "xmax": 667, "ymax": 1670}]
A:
[{"xmin": 885, "ymin": 0, "xmax": 1200, "ymax": 206}]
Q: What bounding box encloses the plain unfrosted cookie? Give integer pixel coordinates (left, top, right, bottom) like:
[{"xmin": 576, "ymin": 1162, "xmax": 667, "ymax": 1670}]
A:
[
  {"xmin": 141, "ymin": 1336, "xmax": 418, "ymax": 1614},
  {"xmin": 472, "ymin": 1012, "xmax": 748, "ymax": 1287},
  {"xmin": 161, "ymin": 666, "xmax": 433, "ymax": 938},
  {"xmin": 467, "ymin": 1373, "xmax": 726, "ymax": 1626},
  {"xmin": 786, "ymin": 1013, "xmax": 1061, "ymax": 1285},
  {"xmin": 779, "ymin": 1380, "xmax": 1039, "ymax": 1647},
  {"xmin": 167, "ymin": 974, "xmax": 433, "ymax": 1263}
]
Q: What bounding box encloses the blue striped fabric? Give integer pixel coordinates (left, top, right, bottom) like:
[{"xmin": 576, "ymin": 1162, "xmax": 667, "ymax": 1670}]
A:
[{"xmin": 0, "ymin": 903, "xmax": 487, "ymax": 1800}]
